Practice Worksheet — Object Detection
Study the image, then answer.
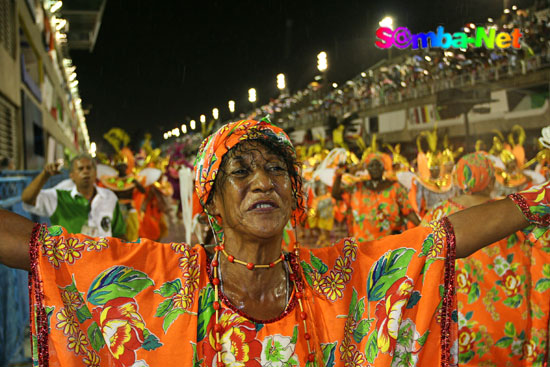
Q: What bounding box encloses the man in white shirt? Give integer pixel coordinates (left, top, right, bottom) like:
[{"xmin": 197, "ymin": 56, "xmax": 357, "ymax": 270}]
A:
[{"xmin": 21, "ymin": 155, "xmax": 126, "ymax": 238}]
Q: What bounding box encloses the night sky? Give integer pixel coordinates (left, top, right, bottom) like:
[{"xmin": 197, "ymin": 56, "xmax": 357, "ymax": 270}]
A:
[{"xmin": 69, "ymin": 0, "xmax": 534, "ymax": 151}]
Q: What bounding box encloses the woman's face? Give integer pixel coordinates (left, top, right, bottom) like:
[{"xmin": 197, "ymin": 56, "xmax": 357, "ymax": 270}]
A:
[
  {"xmin": 210, "ymin": 141, "xmax": 294, "ymax": 240},
  {"xmin": 367, "ymin": 159, "xmax": 384, "ymax": 180}
]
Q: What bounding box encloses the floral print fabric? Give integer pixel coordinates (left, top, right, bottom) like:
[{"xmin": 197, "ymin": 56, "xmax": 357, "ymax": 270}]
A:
[
  {"xmin": 423, "ymin": 199, "xmax": 550, "ymax": 366},
  {"xmin": 343, "ymin": 181, "xmax": 414, "ymax": 242},
  {"xmin": 30, "ymin": 221, "xmax": 457, "ymax": 367}
]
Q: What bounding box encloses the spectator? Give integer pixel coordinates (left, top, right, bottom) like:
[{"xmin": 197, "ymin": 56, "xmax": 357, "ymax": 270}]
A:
[{"xmin": 21, "ymin": 154, "xmax": 126, "ymax": 238}]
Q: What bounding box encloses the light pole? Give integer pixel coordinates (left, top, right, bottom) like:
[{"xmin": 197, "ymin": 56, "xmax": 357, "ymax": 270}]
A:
[
  {"xmin": 228, "ymin": 100, "xmax": 235, "ymax": 118},
  {"xmin": 212, "ymin": 107, "xmax": 219, "ymax": 121},
  {"xmin": 200, "ymin": 114, "xmax": 207, "ymax": 137},
  {"xmin": 317, "ymin": 51, "xmax": 328, "ymax": 93},
  {"xmin": 379, "ymin": 16, "xmax": 394, "ymax": 60},
  {"xmin": 277, "ymin": 73, "xmax": 286, "ymax": 95},
  {"xmin": 317, "ymin": 51, "xmax": 328, "ymax": 73},
  {"xmin": 248, "ymin": 88, "xmax": 257, "ymax": 110},
  {"xmin": 190, "ymin": 119, "xmax": 196, "ymax": 130}
]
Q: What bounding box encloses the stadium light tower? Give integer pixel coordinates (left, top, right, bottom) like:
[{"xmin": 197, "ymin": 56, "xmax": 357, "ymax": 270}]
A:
[
  {"xmin": 277, "ymin": 73, "xmax": 286, "ymax": 91},
  {"xmin": 248, "ymin": 88, "xmax": 257, "ymax": 109},
  {"xmin": 379, "ymin": 16, "xmax": 395, "ymax": 60},
  {"xmin": 317, "ymin": 51, "xmax": 328, "ymax": 72},
  {"xmin": 379, "ymin": 16, "xmax": 394, "ymax": 29},
  {"xmin": 228, "ymin": 100, "xmax": 235, "ymax": 117}
]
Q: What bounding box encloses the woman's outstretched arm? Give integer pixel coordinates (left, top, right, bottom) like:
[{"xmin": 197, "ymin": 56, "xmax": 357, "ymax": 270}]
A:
[
  {"xmin": 0, "ymin": 209, "xmax": 36, "ymax": 271},
  {"xmin": 449, "ymin": 197, "xmax": 528, "ymax": 258}
]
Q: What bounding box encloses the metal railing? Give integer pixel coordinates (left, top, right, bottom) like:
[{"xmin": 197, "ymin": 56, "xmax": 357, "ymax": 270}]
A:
[{"xmin": 275, "ymin": 55, "xmax": 550, "ymax": 131}]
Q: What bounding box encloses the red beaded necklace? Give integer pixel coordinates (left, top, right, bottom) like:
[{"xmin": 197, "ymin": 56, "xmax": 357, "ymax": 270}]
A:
[{"xmin": 210, "ymin": 243, "xmax": 317, "ymax": 366}]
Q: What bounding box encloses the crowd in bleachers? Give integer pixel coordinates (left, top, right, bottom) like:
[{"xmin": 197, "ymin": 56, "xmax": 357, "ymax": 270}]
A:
[{"xmin": 244, "ymin": 5, "xmax": 550, "ymax": 129}]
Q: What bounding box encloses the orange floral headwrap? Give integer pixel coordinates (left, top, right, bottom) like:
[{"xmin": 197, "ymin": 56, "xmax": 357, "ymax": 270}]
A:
[
  {"xmin": 455, "ymin": 152, "xmax": 494, "ymax": 193},
  {"xmin": 194, "ymin": 118, "xmax": 303, "ymax": 241}
]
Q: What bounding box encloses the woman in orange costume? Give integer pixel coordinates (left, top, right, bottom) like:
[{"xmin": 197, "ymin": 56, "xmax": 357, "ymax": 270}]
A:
[
  {"xmin": 333, "ymin": 152, "xmax": 420, "ymax": 242},
  {"xmin": 491, "ymin": 126, "xmax": 533, "ymax": 197},
  {"xmin": 0, "ymin": 118, "xmax": 548, "ymax": 367},
  {"xmin": 422, "ymin": 152, "xmax": 549, "ymax": 366},
  {"xmin": 409, "ymin": 128, "xmax": 456, "ymax": 217},
  {"xmin": 307, "ymin": 179, "xmax": 336, "ymax": 247}
]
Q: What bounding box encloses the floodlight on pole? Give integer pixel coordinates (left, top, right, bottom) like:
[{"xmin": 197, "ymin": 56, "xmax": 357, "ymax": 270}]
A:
[
  {"xmin": 317, "ymin": 51, "xmax": 328, "ymax": 72},
  {"xmin": 379, "ymin": 16, "xmax": 394, "ymax": 29},
  {"xmin": 248, "ymin": 88, "xmax": 257, "ymax": 103},
  {"xmin": 228, "ymin": 100, "xmax": 235, "ymax": 113},
  {"xmin": 212, "ymin": 108, "xmax": 219, "ymax": 120},
  {"xmin": 277, "ymin": 73, "xmax": 286, "ymax": 90},
  {"xmin": 90, "ymin": 142, "xmax": 97, "ymax": 157},
  {"xmin": 56, "ymin": 18, "xmax": 67, "ymax": 31},
  {"xmin": 379, "ymin": 16, "xmax": 395, "ymax": 60},
  {"xmin": 50, "ymin": 1, "xmax": 63, "ymax": 13},
  {"xmin": 190, "ymin": 120, "xmax": 196, "ymax": 130},
  {"xmin": 182, "ymin": 125, "xmax": 187, "ymax": 134},
  {"xmin": 200, "ymin": 114, "xmax": 206, "ymax": 124}
]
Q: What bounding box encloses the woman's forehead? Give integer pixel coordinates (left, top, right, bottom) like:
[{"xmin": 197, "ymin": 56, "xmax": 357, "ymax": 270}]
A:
[
  {"xmin": 367, "ymin": 158, "xmax": 383, "ymax": 166},
  {"xmin": 225, "ymin": 141, "xmax": 284, "ymax": 164}
]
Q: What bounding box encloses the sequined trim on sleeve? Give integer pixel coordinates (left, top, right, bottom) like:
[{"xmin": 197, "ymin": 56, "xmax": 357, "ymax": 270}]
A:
[
  {"xmin": 28, "ymin": 223, "xmax": 49, "ymax": 367},
  {"xmin": 440, "ymin": 217, "xmax": 457, "ymax": 367},
  {"xmin": 508, "ymin": 193, "xmax": 550, "ymax": 227}
]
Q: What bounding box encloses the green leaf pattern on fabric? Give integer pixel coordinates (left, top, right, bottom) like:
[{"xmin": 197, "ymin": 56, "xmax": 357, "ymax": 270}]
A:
[
  {"xmin": 366, "ymin": 248, "xmax": 415, "ymax": 301},
  {"xmin": 87, "ymin": 266, "xmax": 154, "ymax": 306}
]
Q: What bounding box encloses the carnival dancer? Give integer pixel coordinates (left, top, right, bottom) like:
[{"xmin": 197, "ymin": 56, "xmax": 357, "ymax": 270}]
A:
[
  {"xmin": 1, "ymin": 117, "xmax": 550, "ymax": 366},
  {"xmin": 385, "ymin": 143, "xmax": 411, "ymax": 182},
  {"xmin": 99, "ymin": 128, "xmax": 143, "ymax": 241},
  {"xmin": 490, "ymin": 126, "xmax": 536, "ymax": 197},
  {"xmin": 305, "ymin": 147, "xmax": 355, "ymax": 247},
  {"xmin": 409, "ymin": 126, "xmax": 457, "ymax": 217},
  {"xmin": 422, "ymin": 152, "xmax": 549, "ymax": 366},
  {"xmin": 525, "ymin": 125, "xmax": 550, "ymax": 181},
  {"xmin": 332, "ymin": 137, "xmax": 420, "ymax": 241},
  {"xmin": 307, "ymin": 179, "xmax": 336, "ymax": 247}
]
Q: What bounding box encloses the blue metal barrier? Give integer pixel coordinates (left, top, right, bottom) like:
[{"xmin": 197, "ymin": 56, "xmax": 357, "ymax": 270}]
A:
[
  {"xmin": 0, "ymin": 170, "xmax": 69, "ymax": 365},
  {"xmin": 0, "ymin": 176, "xmax": 33, "ymax": 365},
  {"xmin": 0, "ymin": 170, "xmax": 41, "ymax": 178},
  {"xmin": 0, "ymin": 169, "xmax": 69, "ymax": 188}
]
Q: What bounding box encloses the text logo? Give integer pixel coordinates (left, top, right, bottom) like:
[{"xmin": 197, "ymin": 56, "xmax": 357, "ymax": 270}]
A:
[{"xmin": 375, "ymin": 26, "xmax": 522, "ymax": 50}]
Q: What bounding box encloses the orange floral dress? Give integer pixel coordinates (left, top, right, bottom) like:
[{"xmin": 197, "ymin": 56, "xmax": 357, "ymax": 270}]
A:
[
  {"xmin": 423, "ymin": 199, "xmax": 550, "ymax": 366},
  {"xmin": 342, "ymin": 181, "xmax": 414, "ymax": 242},
  {"xmin": 29, "ymin": 219, "xmax": 458, "ymax": 367}
]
